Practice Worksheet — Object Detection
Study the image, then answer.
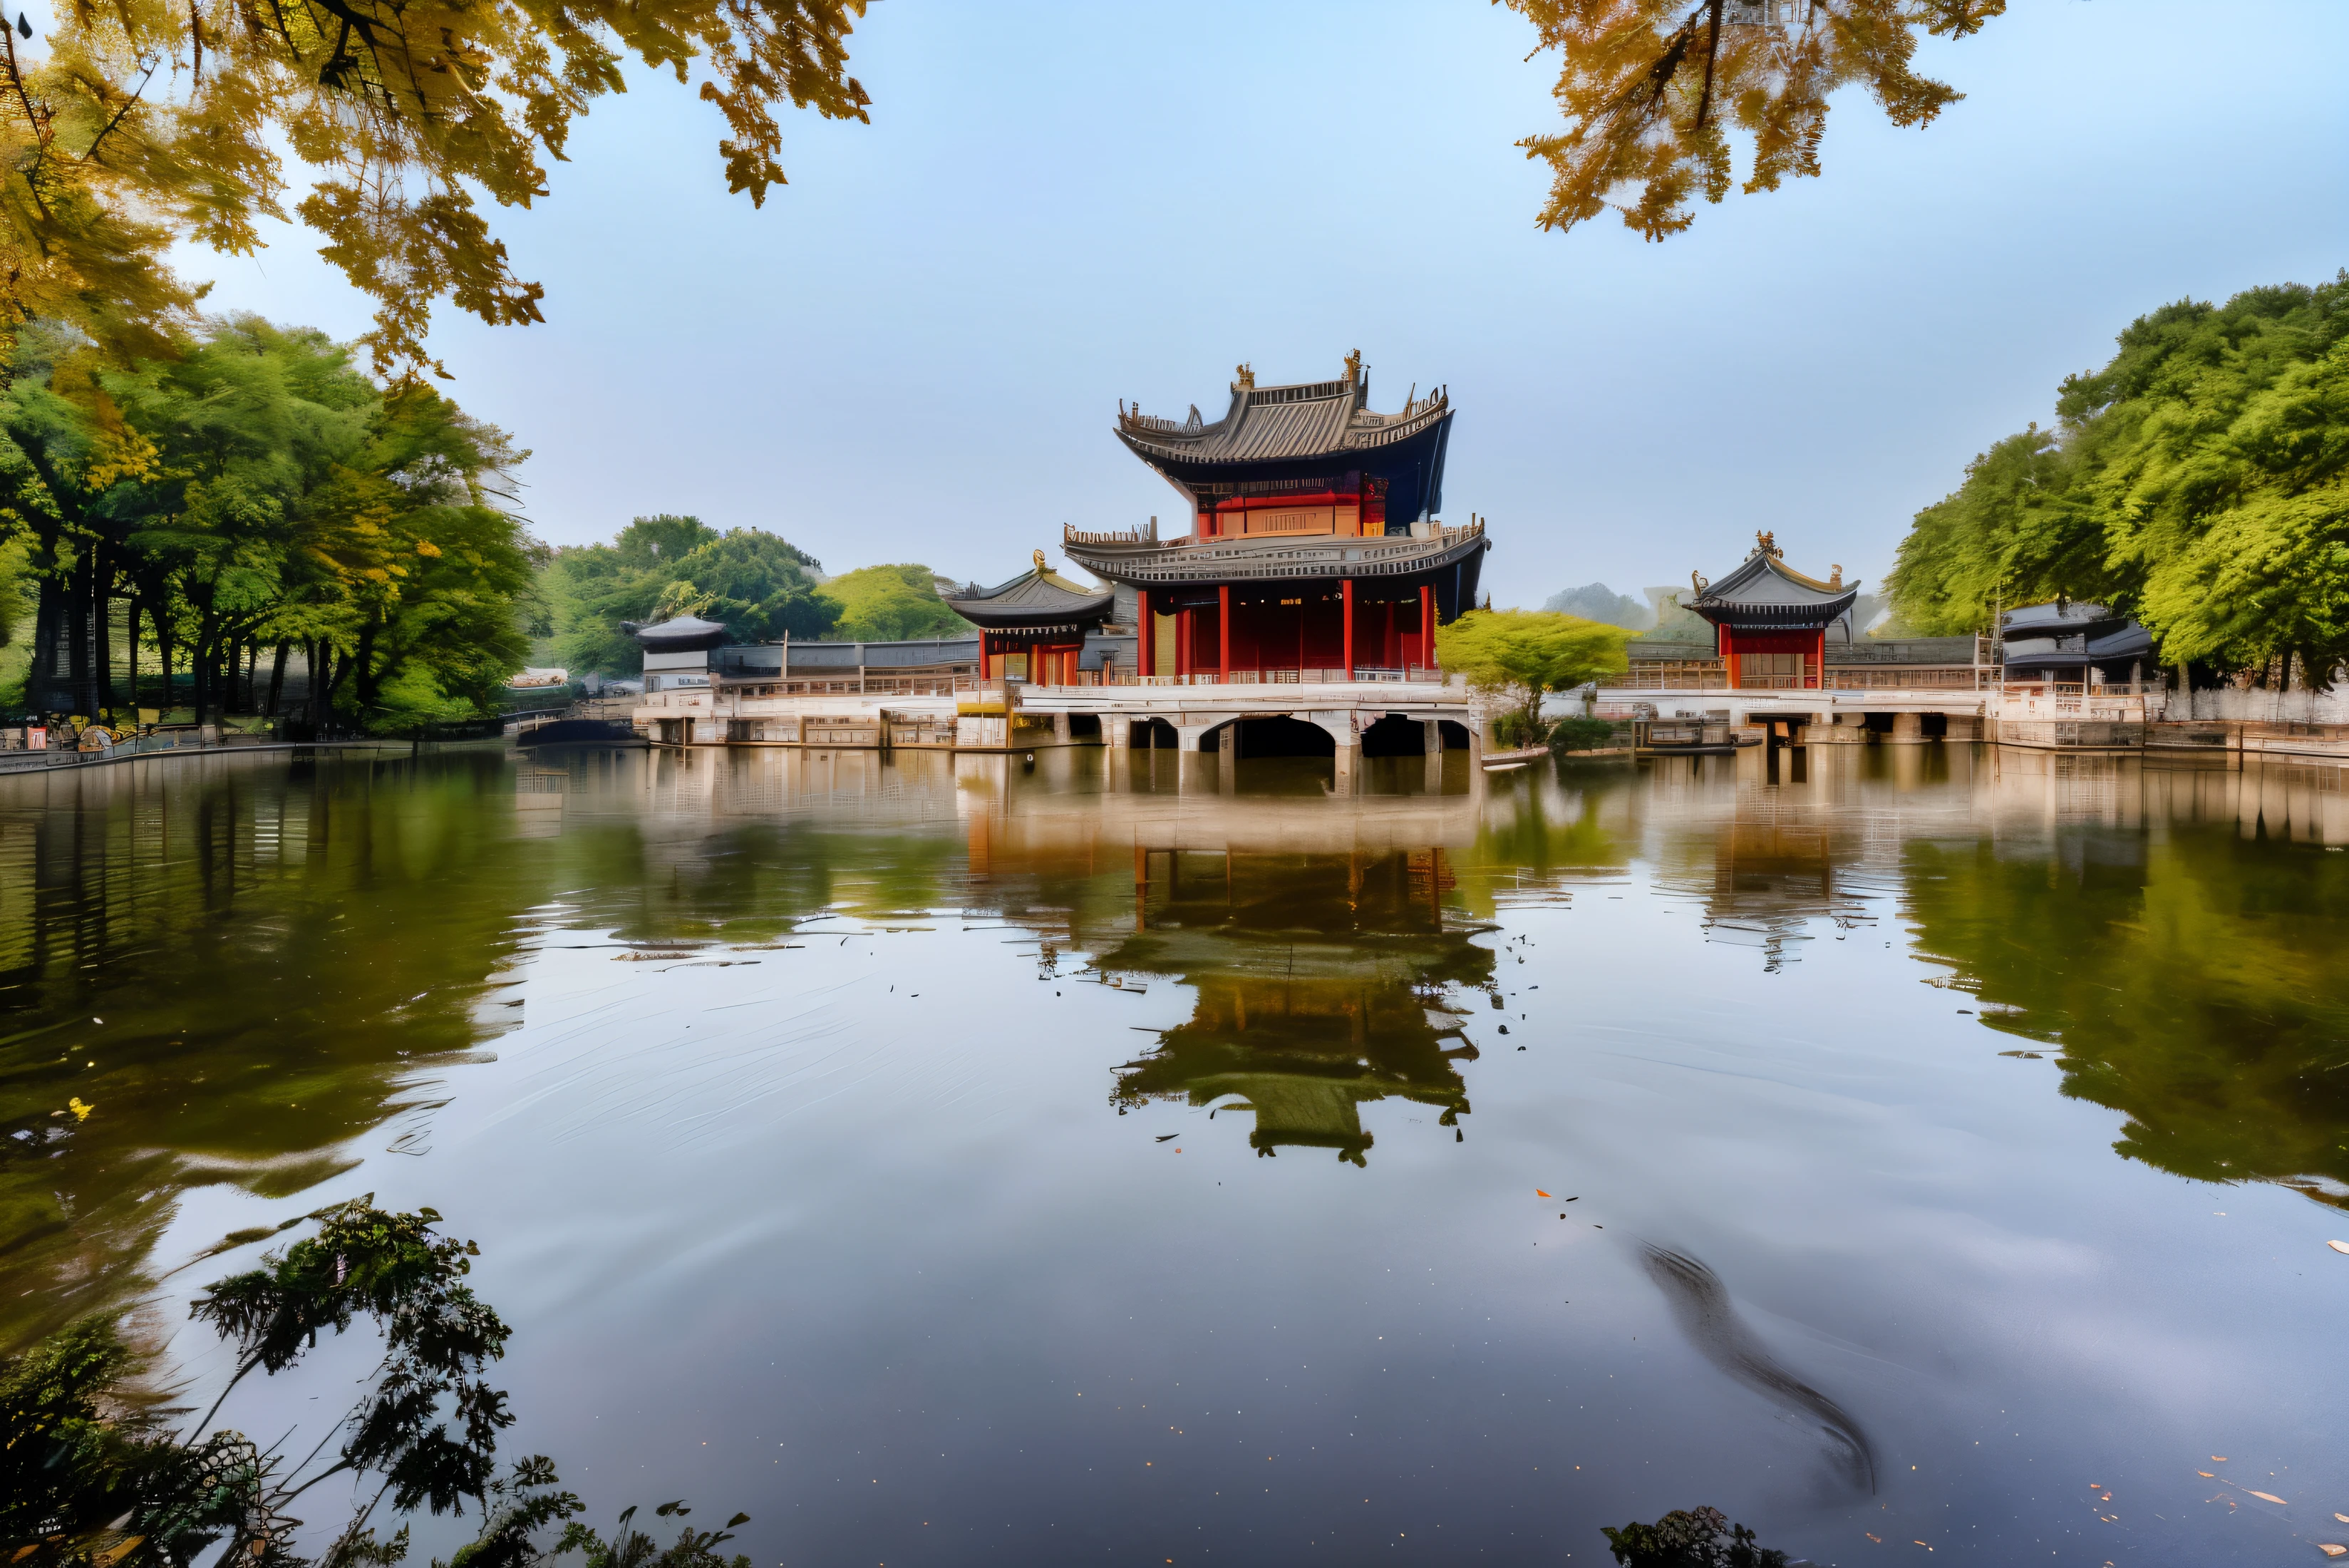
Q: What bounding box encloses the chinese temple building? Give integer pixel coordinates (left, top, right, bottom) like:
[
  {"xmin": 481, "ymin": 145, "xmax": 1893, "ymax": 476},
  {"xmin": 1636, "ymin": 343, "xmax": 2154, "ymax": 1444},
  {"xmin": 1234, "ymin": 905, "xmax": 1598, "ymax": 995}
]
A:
[
  {"xmin": 1686, "ymin": 534, "xmax": 1861, "ymax": 690},
  {"xmin": 944, "ymin": 552, "xmax": 1117, "ymax": 685},
  {"xmin": 1063, "ymin": 354, "xmax": 1488, "ymax": 679}
]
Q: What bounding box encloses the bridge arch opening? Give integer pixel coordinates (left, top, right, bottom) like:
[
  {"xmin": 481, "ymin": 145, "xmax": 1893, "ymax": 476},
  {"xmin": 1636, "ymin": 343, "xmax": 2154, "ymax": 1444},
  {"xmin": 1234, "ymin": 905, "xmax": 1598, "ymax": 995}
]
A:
[
  {"xmin": 1361, "ymin": 715, "xmax": 1428, "ymax": 758},
  {"xmin": 1232, "ymin": 715, "xmax": 1336, "ymax": 758}
]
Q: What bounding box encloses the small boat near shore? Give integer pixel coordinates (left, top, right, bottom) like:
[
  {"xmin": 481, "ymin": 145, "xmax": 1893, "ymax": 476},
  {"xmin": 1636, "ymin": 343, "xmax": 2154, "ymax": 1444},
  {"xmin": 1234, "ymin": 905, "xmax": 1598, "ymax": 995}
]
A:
[{"xmin": 1482, "ymin": 746, "xmax": 1549, "ymax": 771}]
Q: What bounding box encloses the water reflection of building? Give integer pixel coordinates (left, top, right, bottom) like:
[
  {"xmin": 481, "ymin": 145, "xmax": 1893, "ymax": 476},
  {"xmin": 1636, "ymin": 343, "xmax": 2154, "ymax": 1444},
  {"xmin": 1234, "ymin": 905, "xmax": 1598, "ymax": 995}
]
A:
[{"xmin": 1098, "ymin": 847, "xmax": 1491, "ymax": 1165}]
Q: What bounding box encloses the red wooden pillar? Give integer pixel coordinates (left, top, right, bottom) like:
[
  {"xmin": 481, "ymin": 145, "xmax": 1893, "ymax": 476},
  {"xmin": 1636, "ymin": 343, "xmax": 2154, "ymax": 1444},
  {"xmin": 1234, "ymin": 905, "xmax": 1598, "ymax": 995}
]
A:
[
  {"xmin": 1418, "ymin": 584, "xmax": 1435, "ymax": 671},
  {"xmin": 1720, "ymin": 624, "xmax": 1740, "ymax": 689},
  {"xmin": 1219, "ymin": 584, "xmax": 1232, "ymax": 679},
  {"xmin": 1177, "ymin": 609, "xmax": 1192, "ymax": 679},
  {"xmin": 1137, "ymin": 589, "xmax": 1152, "ymax": 677},
  {"xmin": 1808, "ymin": 627, "xmax": 1824, "ymax": 688},
  {"xmin": 1342, "ymin": 579, "xmax": 1355, "ymax": 680}
]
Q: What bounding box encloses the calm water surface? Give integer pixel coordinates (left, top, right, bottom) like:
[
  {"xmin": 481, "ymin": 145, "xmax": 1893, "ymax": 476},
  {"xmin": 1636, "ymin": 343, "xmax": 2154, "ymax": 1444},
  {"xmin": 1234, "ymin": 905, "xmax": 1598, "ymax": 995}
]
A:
[{"xmin": 6, "ymin": 743, "xmax": 2349, "ymax": 1564}]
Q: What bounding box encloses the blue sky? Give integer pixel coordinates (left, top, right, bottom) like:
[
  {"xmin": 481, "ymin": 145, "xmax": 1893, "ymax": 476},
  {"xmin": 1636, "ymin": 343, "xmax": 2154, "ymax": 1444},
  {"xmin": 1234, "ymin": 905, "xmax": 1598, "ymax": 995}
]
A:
[{"xmin": 186, "ymin": 1, "xmax": 2349, "ymax": 606}]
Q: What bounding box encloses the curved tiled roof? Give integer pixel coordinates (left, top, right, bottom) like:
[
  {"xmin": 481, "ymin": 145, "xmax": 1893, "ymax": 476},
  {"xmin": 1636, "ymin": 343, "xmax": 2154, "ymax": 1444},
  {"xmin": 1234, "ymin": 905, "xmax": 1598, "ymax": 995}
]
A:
[
  {"xmin": 626, "ymin": 614, "xmax": 733, "ymax": 652},
  {"xmin": 944, "ymin": 561, "xmax": 1115, "ymax": 631},
  {"xmin": 1117, "ymin": 373, "xmax": 1451, "ymax": 467},
  {"xmin": 1688, "ymin": 544, "xmax": 1860, "ymax": 629}
]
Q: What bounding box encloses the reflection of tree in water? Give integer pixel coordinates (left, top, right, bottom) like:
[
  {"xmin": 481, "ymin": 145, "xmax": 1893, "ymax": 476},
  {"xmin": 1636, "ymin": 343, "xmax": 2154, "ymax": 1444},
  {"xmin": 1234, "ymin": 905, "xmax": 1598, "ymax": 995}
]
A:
[
  {"xmin": 1904, "ymin": 828, "xmax": 2349, "ymax": 1207},
  {"xmin": 0, "ymin": 748, "xmax": 972, "ymax": 1355},
  {"xmin": 1100, "ymin": 850, "xmax": 1493, "ymax": 1165},
  {"xmin": 0, "ymin": 754, "xmax": 543, "ymax": 1353}
]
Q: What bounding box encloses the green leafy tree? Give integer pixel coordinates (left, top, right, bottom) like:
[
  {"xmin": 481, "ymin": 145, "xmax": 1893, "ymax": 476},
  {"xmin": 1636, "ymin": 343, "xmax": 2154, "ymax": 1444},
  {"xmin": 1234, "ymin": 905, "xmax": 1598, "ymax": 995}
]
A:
[
  {"xmin": 1601, "ymin": 1505, "xmax": 1787, "ymax": 1567},
  {"xmin": 1887, "ymin": 272, "xmax": 2349, "ymax": 681},
  {"xmin": 547, "ymin": 518, "xmax": 835, "ymax": 675},
  {"xmin": 1435, "ymin": 608, "xmax": 1631, "ymax": 738},
  {"xmin": 657, "ymin": 530, "xmax": 835, "ymax": 642},
  {"xmin": 4, "ymin": 1198, "xmax": 752, "ymax": 1568},
  {"xmin": 546, "ymin": 516, "xmax": 718, "ymax": 676},
  {"xmin": 817, "ymin": 563, "xmax": 971, "ymax": 641}
]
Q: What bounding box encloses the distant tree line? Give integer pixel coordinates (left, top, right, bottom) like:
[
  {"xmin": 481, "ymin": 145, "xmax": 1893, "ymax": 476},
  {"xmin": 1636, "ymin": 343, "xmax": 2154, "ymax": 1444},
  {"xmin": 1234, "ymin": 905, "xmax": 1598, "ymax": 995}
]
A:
[
  {"xmin": 542, "ymin": 517, "xmax": 971, "ymax": 677},
  {"xmin": 1888, "ymin": 272, "xmax": 2349, "ymax": 685}
]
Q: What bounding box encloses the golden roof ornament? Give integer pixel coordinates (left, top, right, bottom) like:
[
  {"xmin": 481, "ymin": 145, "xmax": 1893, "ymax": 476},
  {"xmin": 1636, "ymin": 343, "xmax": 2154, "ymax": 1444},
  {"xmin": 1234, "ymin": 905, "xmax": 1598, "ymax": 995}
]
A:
[
  {"xmin": 1234, "ymin": 363, "xmax": 1254, "ymax": 391},
  {"xmin": 1755, "ymin": 530, "xmax": 1780, "ymax": 558},
  {"xmin": 1829, "ymin": 564, "xmax": 1843, "ymax": 587},
  {"xmin": 1344, "ymin": 348, "xmax": 1362, "ymax": 383},
  {"xmin": 1033, "ymin": 548, "xmax": 1048, "ymax": 574}
]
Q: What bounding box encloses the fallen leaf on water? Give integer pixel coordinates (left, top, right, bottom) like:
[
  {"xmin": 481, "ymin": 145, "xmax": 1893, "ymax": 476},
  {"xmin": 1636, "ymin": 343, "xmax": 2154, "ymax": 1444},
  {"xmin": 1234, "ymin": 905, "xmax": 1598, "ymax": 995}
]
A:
[
  {"xmin": 1865, "ymin": 1532, "xmax": 1881, "ymax": 1543},
  {"xmin": 2328, "ymin": 1241, "xmax": 2349, "ymax": 1256},
  {"xmin": 2214, "ymin": 1456, "xmax": 2229, "ymax": 1462},
  {"xmin": 2317, "ymin": 1547, "xmax": 2345, "ymax": 1558},
  {"xmin": 2251, "ymin": 1491, "xmax": 2288, "ymax": 1505},
  {"xmin": 1536, "ymin": 1190, "xmax": 1551, "ymax": 1198},
  {"xmin": 68, "ymin": 1098, "xmax": 92, "ymax": 1121},
  {"xmin": 2336, "ymin": 1513, "xmax": 2349, "ymax": 1524},
  {"xmin": 2199, "ymin": 1472, "xmax": 2215, "ymax": 1477}
]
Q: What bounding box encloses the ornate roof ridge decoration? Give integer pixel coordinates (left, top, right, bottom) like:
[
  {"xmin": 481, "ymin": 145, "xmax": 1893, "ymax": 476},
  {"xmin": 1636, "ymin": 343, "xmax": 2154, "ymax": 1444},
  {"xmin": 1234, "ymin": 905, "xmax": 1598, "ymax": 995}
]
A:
[
  {"xmin": 944, "ymin": 552, "xmax": 1116, "ymax": 630},
  {"xmin": 1685, "ymin": 533, "xmax": 1860, "ymax": 629},
  {"xmin": 1114, "ymin": 353, "xmax": 1451, "ymax": 468}
]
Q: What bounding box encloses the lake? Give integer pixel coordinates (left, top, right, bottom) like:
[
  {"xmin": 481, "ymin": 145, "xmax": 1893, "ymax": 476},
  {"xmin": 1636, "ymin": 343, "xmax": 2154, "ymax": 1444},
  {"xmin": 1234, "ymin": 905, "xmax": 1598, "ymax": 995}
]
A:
[{"xmin": 5, "ymin": 742, "xmax": 2348, "ymax": 1564}]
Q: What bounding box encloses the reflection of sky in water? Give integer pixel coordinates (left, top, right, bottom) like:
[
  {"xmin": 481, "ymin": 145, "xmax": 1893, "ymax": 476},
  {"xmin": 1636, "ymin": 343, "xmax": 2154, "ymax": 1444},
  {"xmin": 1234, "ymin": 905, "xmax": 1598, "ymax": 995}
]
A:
[{"xmin": 6, "ymin": 744, "xmax": 2349, "ymax": 1564}]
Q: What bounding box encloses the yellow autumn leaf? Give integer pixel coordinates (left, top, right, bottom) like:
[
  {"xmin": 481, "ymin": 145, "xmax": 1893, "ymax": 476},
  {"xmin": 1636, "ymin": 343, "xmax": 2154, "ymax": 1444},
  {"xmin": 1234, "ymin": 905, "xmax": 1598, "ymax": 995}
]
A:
[
  {"xmin": 2316, "ymin": 1546, "xmax": 2345, "ymax": 1558},
  {"xmin": 416, "ymin": 538, "xmax": 443, "ymax": 557},
  {"xmin": 2250, "ymin": 1490, "xmax": 2288, "ymax": 1505},
  {"xmin": 68, "ymin": 1096, "xmax": 93, "ymax": 1121}
]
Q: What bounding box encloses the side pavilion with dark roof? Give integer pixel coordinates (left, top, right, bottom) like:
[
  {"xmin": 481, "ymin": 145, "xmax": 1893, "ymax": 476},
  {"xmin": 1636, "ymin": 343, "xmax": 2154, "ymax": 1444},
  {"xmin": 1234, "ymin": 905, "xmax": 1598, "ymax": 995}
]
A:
[
  {"xmin": 944, "ymin": 552, "xmax": 1118, "ymax": 686},
  {"xmin": 1685, "ymin": 534, "xmax": 1861, "ymax": 690}
]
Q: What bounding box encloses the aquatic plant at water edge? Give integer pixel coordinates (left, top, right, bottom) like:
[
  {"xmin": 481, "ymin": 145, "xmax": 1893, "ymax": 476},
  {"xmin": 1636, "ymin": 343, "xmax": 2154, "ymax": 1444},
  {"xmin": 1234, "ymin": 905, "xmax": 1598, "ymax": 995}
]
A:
[
  {"xmin": 1600, "ymin": 1505, "xmax": 1789, "ymax": 1567},
  {"xmin": 1, "ymin": 1197, "xmax": 748, "ymax": 1568}
]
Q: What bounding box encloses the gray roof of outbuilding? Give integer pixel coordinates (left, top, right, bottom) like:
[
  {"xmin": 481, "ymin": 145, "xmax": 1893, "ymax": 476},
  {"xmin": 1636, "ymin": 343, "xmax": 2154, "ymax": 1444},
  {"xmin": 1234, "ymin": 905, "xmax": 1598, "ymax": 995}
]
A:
[
  {"xmin": 1115, "ymin": 376, "xmax": 1451, "ymax": 467},
  {"xmin": 629, "ymin": 614, "xmax": 732, "ymax": 651},
  {"xmin": 2002, "ymin": 601, "xmax": 2127, "ymax": 634}
]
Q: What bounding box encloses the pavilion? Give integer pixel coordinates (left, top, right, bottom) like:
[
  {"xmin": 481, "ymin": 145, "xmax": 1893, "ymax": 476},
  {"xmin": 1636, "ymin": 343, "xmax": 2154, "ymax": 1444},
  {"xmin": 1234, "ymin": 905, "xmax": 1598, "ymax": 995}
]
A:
[
  {"xmin": 1063, "ymin": 354, "xmax": 1488, "ymax": 680},
  {"xmin": 943, "ymin": 552, "xmax": 1118, "ymax": 685},
  {"xmin": 1685, "ymin": 533, "xmax": 1861, "ymax": 690}
]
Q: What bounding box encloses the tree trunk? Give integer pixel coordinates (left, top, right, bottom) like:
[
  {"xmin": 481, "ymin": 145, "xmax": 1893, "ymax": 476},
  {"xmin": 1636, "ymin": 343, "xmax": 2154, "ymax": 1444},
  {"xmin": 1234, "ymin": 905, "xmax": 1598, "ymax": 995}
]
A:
[
  {"xmin": 125, "ymin": 598, "xmax": 140, "ymax": 714},
  {"xmin": 266, "ymin": 642, "xmax": 289, "ymax": 716},
  {"xmin": 29, "ymin": 562, "xmax": 59, "ymax": 713},
  {"xmin": 63, "ymin": 559, "xmax": 91, "ymax": 718},
  {"xmin": 193, "ymin": 610, "xmax": 219, "ymax": 724},
  {"xmin": 88, "ymin": 557, "xmax": 108, "ymax": 718},
  {"xmin": 353, "ymin": 623, "xmax": 380, "ymax": 719}
]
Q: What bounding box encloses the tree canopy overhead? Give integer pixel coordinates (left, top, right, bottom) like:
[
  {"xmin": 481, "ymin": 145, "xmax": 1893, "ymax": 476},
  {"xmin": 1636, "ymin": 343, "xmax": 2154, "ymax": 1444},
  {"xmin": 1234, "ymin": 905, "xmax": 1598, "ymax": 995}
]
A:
[
  {"xmin": 1886, "ymin": 272, "xmax": 2349, "ymax": 681},
  {"xmin": 1503, "ymin": 0, "xmax": 2004, "ymax": 241},
  {"xmin": 0, "ymin": 0, "xmax": 872, "ymax": 371}
]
